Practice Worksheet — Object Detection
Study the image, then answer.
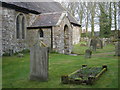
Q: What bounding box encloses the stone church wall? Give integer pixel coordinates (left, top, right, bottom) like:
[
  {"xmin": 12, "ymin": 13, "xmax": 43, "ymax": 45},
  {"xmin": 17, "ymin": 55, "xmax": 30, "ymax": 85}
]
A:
[
  {"xmin": 1, "ymin": 6, "xmax": 37, "ymax": 54},
  {"xmin": 72, "ymin": 25, "xmax": 80, "ymax": 45},
  {"xmin": 0, "ymin": 6, "xmax": 2, "ymax": 56},
  {"xmin": 27, "ymin": 15, "xmax": 73, "ymax": 54},
  {"xmin": 52, "ymin": 15, "xmax": 73, "ymax": 54},
  {"xmin": 27, "ymin": 28, "xmax": 51, "ymax": 49},
  {"xmin": 40, "ymin": 28, "xmax": 52, "ymax": 48},
  {"xmin": 1, "ymin": 6, "xmax": 74, "ymax": 55}
]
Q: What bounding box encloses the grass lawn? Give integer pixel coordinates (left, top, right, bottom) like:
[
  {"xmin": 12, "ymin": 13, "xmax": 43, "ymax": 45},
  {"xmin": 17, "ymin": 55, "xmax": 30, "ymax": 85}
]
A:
[
  {"xmin": 73, "ymin": 42, "xmax": 115, "ymax": 54},
  {"xmin": 2, "ymin": 43, "xmax": 118, "ymax": 88}
]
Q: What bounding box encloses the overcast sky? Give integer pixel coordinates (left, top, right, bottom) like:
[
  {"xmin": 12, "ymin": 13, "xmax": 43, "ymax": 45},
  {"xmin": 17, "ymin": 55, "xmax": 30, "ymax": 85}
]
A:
[{"xmin": 55, "ymin": 0, "xmax": 119, "ymax": 32}]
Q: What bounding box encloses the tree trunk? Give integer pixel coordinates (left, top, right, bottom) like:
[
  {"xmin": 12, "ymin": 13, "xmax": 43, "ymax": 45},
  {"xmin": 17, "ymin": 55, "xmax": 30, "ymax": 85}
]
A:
[
  {"xmin": 86, "ymin": 8, "xmax": 89, "ymax": 34},
  {"xmin": 91, "ymin": 15, "xmax": 94, "ymax": 37},
  {"xmin": 108, "ymin": 2, "xmax": 112, "ymax": 36},
  {"xmin": 114, "ymin": 2, "xmax": 117, "ymax": 39},
  {"xmin": 91, "ymin": 2, "xmax": 96, "ymax": 38},
  {"xmin": 114, "ymin": 2, "xmax": 117, "ymax": 31}
]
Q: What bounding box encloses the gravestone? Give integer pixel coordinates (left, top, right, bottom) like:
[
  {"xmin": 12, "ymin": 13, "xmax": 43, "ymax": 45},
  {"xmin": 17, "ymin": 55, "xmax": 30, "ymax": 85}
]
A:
[
  {"xmin": 90, "ymin": 38, "xmax": 97, "ymax": 51},
  {"xmin": 29, "ymin": 42, "xmax": 49, "ymax": 81},
  {"xmin": 17, "ymin": 53, "xmax": 24, "ymax": 57},
  {"xmin": 85, "ymin": 49, "xmax": 92, "ymax": 58},
  {"xmin": 102, "ymin": 38, "xmax": 107, "ymax": 47},
  {"xmin": 115, "ymin": 41, "xmax": 120, "ymax": 56},
  {"xmin": 87, "ymin": 38, "xmax": 91, "ymax": 47},
  {"xmin": 96, "ymin": 38, "xmax": 103, "ymax": 49}
]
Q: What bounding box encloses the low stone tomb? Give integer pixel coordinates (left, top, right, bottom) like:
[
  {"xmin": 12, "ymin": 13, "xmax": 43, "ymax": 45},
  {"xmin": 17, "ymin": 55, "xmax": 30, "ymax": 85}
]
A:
[
  {"xmin": 61, "ymin": 65, "xmax": 107, "ymax": 85},
  {"xmin": 85, "ymin": 49, "xmax": 92, "ymax": 58}
]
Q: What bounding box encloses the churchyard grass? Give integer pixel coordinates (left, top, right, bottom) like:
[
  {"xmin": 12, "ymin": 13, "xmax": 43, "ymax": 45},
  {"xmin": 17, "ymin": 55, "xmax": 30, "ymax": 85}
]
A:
[
  {"xmin": 73, "ymin": 42, "xmax": 115, "ymax": 54},
  {"xmin": 2, "ymin": 43, "xmax": 118, "ymax": 88}
]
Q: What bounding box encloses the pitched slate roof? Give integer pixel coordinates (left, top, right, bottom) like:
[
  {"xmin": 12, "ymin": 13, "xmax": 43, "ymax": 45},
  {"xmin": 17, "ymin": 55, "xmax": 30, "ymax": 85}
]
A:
[
  {"xmin": 67, "ymin": 12, "xmax": 81, "ymax": 26},
  {"xmin": 28, "ymin": 12, "xmax": 81, "ymax": 28},
  {"xmin": 30, "ymin": 12, "xmax": 62, "ymax": 28},
  {"xmin": 1, "ymin": 2, "xmax": 65, "ymax": 14},
  {"xmin": 1, "ymin": 1, "xmax": 80, "ymax": 26}
]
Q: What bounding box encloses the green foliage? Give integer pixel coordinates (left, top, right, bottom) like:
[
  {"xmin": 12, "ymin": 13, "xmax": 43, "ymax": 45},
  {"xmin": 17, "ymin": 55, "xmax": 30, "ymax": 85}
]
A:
[
  {"xmin": 20, "ymin": 49, "xmax": 30, "ymax": 54},
  {"xmin": 50, "ymin": 50, "xmax": 59, "ymax": 54},
  {"xmin": 99, "ymin": 3, "xmax": 111, "ymax": 38},
  {"xmin": 14, "ymin": 49, "xmax": 30, "ymax": 55},
  {"xmin": 3, "ymin": 53, "xmax": 10, "ymax": 56},
  {"xmin": 3, "ymin": 49, "xmax": 30, "ymax": 56},
  {"xmin": 81, "ymin": 33, "xmax": 87, "ymax": 37},
  {"xmin": 81, "ymin": 33, "xmax": 91, "ymax": 38},
  {"xmin": 69, "ymin": 67, "xmax": 102, "ymax": 81}
]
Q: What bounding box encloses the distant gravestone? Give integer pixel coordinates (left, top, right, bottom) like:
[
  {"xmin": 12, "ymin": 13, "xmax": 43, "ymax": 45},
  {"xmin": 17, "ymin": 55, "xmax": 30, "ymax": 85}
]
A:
[
  {"xmin": 90, "ymin": 38, "xmax": 97, "ymax": 51},
  {"xmin": 87, "ymin": 38, "xmax": 91, "ymax": 47},
  {"xmin": 102, "ymin": 38, "xmax": 107, "ymax": 47},
  {"xmin": 115, "ymin": 41, "xmax": 120, "ymax": 56},
  {"xmin": 85, "ymin": 49, "xmax": 92, "ymax": 58},
  {"xmin": 96, "ymin": 38, "xmax": 103, "ymax": 49},
  {"xmin": 29, "ymin": 42, "xmax": 49, "ymax": 81},
  {"xmin": 17, "ymin": 53, "xmax": 24, "ymax": 57}
]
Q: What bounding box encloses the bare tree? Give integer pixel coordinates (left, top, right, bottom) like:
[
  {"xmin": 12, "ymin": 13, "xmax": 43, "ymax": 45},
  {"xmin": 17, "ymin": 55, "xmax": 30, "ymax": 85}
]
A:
[
  {"xmin": 114, "ymin": 2, "xmax": 117, "ymax": 31},
  {"xmin": 84, "ymin": 2, "xmax": 91, "ymax": 35},
  {"xmin": 89, "ymin": 2, "xmax": 96, "ymax": 37}
]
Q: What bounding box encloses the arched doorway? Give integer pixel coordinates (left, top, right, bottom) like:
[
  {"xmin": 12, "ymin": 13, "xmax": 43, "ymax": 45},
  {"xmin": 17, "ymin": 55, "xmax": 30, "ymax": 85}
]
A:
[{"xmin": 64, "ymin": 25, "xmax": 69, "ymax": 54}]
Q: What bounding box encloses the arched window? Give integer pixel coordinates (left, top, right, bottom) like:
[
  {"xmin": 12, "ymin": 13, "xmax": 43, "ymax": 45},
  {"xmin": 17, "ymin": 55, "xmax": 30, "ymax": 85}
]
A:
[
  {"xmin": 22, "ymin": 16, "xmax": 25, "ymax": 39},
  {"xmin": 39, "ymin": 29, "xmax": 44, "ymax": 38},
  {"xmin": 16, "ymin": 13, "xmax": 26, "ymax": 39},
  {"xmin": 16, "ymin": 15, "xmax": 20, "ymax": 39}
]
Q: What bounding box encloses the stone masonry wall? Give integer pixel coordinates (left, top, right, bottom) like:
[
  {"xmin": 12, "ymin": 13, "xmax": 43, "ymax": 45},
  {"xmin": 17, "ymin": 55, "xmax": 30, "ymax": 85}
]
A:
[
  {"xmin": 41, "ymin": 28, "xmax": 51, "ymax": 48},
  {"xmin": 1, "ymin": 6, "xmax": 37, "ymax": 54},
  {"xmin": 0, "ymin": 6, "xmax": 2, "ymax": 56},
  {"xmin": 2, "ymin": 7, "xmax": 16, "ymax": 54},
  {"xmin": 72, "ymin": 25, "xmax": 80, "ymax": 45},
  {"xmin": 1, "ymin": 6, "xmax": 73, "ymax": 54},
  {"xmin": 27, "ymin": 28, "xmax": 51, "ymax": 48},
  {"xmin": 52, "ymin": 15, "xmax": 73, "ymax": 54}
]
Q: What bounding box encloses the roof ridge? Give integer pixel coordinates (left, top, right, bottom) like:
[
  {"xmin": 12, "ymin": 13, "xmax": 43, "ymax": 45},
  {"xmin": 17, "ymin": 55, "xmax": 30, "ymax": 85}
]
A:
[
  {"xmin": 67, "ymin": 11, "xmax": 80, "ymax": 24},
  {"xmin": 40, "ymin": 12, "xmax": 63, "ymax": 15}
]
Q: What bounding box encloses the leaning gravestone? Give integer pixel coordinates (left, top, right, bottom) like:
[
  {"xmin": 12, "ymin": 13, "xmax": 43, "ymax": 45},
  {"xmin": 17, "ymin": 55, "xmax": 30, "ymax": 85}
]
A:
[
  {"xmin": 85, "ymin": 49, "xmax": 92, "ymax": 58},
  {"xmin": 29, "ymin": 42, "xmax": 49, "ymax": 81},
  {"xmin": 115, "ymin": 41, "xmax": 120, "ymax": 56},
  {"xmin": 96, "ymin": 38, "xmax": 103, "ymax": 49},
  {"xmin": 27, "ymin": 29, "xmax": 49, "ymax": 81},
  {"xmin": 90, "ymin": 38, "xmax": 97, "ymax": 51}
]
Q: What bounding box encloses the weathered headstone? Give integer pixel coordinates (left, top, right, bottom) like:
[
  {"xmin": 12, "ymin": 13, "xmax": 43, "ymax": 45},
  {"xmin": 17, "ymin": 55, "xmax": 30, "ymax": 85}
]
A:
[
  {"xmin": 87, "ymin": 38, "xmax": 91, "ymax": 47},
  {"xmin": 90, "ymin": 38, "xmax": 97, "ymax": 51},
  {"xmin": 85, "ymin": 49, "xmax": 92, "ymax": 58},
  {"xmin": 102, "ymin": 38, "xmax": 107, "ymax": 47},
  {"xmin": 29, "ymin": 42, "xmax": 49, "ymax": 81},
  {"xmin": 96, "ymin": 38, "xmax": 103, "ymax": 49},
  {"xmin": 115, "ymin": 41, "xmax": 120, "ymax": 56}
]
